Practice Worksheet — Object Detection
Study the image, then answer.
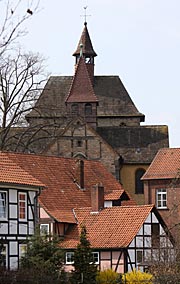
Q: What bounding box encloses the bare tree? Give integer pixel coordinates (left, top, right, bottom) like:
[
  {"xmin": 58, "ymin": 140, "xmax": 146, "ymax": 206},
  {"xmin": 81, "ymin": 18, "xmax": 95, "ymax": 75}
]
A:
[
  {"xmin": 0, "ymin": 0, "xmax": 40, "ymax": 56},
  {"xmin": 0, "ymin": 49, "xmax": 47, "ymax": 149}
]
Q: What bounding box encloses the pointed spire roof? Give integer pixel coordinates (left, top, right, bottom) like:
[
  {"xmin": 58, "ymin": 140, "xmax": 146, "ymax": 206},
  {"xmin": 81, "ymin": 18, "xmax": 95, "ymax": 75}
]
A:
[
  {"xmin": 65, "ymin": 56, "xmax": 98, "ymax": 103},
  {"xmin": 73, "ymin": 22, "xmax": 97, "ymax": 57}
]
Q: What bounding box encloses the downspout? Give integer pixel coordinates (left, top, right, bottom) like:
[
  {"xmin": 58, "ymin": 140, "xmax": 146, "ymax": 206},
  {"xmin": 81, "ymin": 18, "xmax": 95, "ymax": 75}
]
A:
[{"xmin": 34, "ymin": 187, "xmax": 43, "ymax": 227}]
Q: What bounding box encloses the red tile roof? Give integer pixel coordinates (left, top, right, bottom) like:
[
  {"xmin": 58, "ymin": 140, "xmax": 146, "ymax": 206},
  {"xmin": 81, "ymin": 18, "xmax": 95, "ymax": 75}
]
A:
[
  {"xmin": 0, "ymin": 152, "xmax": 126, "ymax": 223},
  {"xmin": 62, "ymin": 205, "xmax": 154, "ymax": 249},
  {"xmin": 65, "ymin": 56, "xmax": 98, "ymax": 103},
  {"xmin": 0, "ymin": 152, "xmax": 44, "ymax": 188},
  {"xmin": 142, "ymin": 148, "xmax": 180, "ymax": 180}
]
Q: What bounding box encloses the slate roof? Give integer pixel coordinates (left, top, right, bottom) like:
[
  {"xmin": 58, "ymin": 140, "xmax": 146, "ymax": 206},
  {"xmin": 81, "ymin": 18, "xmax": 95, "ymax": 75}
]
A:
[
  {"xmin": 142, "ymin": 148, "xmax": 180, "ymax": 180},
  {"xmin": 65, "ymin": 57, "xmax": 98, "ymax": 103},
  {"xmin": 62, "ymin": 205, "xmax": 154, "ymax": 249},
  {"xmin": 97, "ymin": 126, "xmax": 169, "ymax": 163},
  {"xmin": 27, "ymin": 76, "xmax": 144, "ymax": 120},
  {"xmin": 0, "ymin": 152, "xmax": 129, "ymax": 223},
  {"xmin": 73, "ymin": 22, "xmax": 97, "ymax": 57}
]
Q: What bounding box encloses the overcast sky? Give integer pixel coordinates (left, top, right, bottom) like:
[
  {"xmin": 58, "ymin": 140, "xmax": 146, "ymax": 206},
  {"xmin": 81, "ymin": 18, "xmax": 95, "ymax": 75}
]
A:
[{"xmin": 3, "ymin": 0, "xmax": 180, "ymax": 147}]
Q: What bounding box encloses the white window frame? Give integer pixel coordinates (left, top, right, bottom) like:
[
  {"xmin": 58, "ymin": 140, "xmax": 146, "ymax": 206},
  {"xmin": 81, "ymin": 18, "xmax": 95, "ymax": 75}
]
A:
[
  {"xmin": 40, "ymin": 224, "xmax": 50, "ymax": 235},
  {"xmin": 0, "ymin": 191, "xmax": 7, "ymax": 220},
  {"xmin": 156, "ymin": 189, "xmax": 167, "ymax": 209},
  {"xmin": 18, "ymin": 192, "xmax": 27, "ymax": 220},
  {"xmin": 92, "ymin": 252, "xmax": 99, "ymax": 264},
  {"xmin": 66, "ymin": 252, "xmax": 74, "ymax": 264}
]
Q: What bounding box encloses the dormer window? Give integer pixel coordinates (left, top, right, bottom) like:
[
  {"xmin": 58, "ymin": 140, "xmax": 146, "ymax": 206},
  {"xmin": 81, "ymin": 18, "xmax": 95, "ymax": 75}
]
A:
[
  {"xmin": 85, "ymin": 103, "xmax": 92, "ymax": 116},
  {"xmin": 71, "ymin": 104, "xmax": 79, "ymax": 115}
]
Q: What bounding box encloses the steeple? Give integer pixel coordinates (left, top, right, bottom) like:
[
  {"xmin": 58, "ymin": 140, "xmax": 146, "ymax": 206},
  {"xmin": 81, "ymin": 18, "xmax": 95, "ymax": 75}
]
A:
[
  {"xmin": 65, "ymin": 55, "xmax": 98, "ymax": 128},
  {"xmin": 73, "ymin": 22, "xmax": 97, "ymax": 84}
]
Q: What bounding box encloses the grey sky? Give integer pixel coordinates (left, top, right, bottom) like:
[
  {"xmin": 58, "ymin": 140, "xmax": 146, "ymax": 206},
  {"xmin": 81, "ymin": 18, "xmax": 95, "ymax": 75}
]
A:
[{"xmin": 3, "ymin": 0, "xmax": 180, "ymax": 147}]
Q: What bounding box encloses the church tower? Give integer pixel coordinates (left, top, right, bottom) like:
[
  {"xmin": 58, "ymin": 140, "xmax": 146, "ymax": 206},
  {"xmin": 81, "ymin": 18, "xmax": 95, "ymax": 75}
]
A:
[
  {"xmin": 65, "ymin": 22, "xmax": 98, "ymax": 128},
  {"xmin": 73, "ymin": 22, "xmax": 97, "ymax": 85}
]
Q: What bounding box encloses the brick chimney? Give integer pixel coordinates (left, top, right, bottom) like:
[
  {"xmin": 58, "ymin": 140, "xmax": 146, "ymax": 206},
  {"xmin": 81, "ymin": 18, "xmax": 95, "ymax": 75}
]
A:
[
  {"xmin": 75, "ymin": 159, "xmax": 84, "ymax": 189},
  {"xmin": 91, "ymin": 184, "xmax": 104, "ymax": 212}
]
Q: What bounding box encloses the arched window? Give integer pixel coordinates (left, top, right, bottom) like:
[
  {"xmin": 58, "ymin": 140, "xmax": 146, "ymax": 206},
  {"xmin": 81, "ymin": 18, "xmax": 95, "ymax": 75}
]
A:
[
  {"xmin": 71, "ymin": 104, "xmax": 79, "ymax": 115},
  {"xmin": 135, "ymin": 169, "xmax": 146, "ymax": 194},
  {"xmin": 85, "ymin": 103, "xmax": 92, "ymax": 116}
]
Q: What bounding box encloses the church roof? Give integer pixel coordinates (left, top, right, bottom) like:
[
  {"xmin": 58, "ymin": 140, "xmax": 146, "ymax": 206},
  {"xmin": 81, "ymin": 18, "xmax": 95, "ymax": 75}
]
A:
[
  {"xmin": 27, "ymin": 75, "xmax": 144, "ymax": 120},
  {"xmin": 73, "ymin": 22, "xmax": 97, "ymax": 57},
  {"xmin": 142, "ymin": 148, "xmax": 180, "ymax": 180},
  {"xmin": 65, "ymin": 56, "xmax": 98, "ymax": 103},
  {"xmin": 97, "ymin": 125, "xmax": 169, "ymax": 163}
]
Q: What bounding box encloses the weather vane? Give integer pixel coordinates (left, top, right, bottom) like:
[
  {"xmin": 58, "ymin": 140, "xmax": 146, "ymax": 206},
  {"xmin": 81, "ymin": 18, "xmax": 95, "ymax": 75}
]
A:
[{"xmin": 81, "ymin": 6, "xmax": 91, "ymax": 23}]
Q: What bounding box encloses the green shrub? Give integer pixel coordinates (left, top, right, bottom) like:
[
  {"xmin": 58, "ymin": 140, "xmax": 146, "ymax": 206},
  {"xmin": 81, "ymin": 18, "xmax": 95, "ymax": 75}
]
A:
[
  {"xmin": 122, "ymin": 269, "xmax": 153, "ymax": 284},
  {"xmin": 96, "ymin": 269, "xmax": 120, "ymax": 284}
]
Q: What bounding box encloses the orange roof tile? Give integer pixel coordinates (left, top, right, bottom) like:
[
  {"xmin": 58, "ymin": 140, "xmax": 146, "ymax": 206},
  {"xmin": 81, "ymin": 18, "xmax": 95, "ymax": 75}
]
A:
[
  {"xmin": 0, "ymin": 152, "xmax": 126, "ymax": 223},
  {"xmin": 65, "ymin": 56, "xmax": 98, "ymax": 103},
  {"xmin": 0, "ymin": 152, "xmax": 44, "ymax": 188},
  {"xmin": 62, "ymin": 205, "xmax": 154, "ymax": 249},
  {"xmin": 142, "ymin": 148, "xmax": 180, "ymax": 180}
]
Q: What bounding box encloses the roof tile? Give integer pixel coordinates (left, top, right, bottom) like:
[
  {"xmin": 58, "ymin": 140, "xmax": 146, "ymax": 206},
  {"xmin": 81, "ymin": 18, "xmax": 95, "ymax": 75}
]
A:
[{"xmin": 142, "ymin": 148, "xmax": 180, "ymax": 180}]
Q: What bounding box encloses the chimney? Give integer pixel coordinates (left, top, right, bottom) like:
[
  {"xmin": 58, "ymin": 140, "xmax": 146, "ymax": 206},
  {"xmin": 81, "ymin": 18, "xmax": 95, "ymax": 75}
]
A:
[
  {"xmin": 75, "ymin": 159, "xmax": 84, "ymax": 189},
  {"xmin": 91, "ymin": 184, "xmax": 104, "ymax": 212}
]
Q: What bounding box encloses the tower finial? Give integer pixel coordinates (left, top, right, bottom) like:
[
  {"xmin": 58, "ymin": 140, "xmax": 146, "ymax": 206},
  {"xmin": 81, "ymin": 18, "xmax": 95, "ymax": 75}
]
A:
[{"xmin": 81, "ymin": 6, "xmax": 91, "ymax": 24}]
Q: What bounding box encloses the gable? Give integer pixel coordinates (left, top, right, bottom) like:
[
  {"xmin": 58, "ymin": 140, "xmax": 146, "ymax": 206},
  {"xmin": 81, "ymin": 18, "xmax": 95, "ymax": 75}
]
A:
[{"xmin": 43, "ymin": 119, "xmax": 120, "ymax": 176}]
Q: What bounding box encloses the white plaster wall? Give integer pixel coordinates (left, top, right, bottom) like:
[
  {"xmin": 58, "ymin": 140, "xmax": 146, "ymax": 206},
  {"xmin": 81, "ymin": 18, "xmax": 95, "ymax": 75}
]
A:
[
  {"xmin": 129, "ymin": 239, "xmax": 135, "ymax": 247},
  {"xmin": 10, "ymin": 257, "xmax": 18, "ymax": 269},
  {"xmin": 10, "ymin": 241, "xmax": 17, "ymax": 255},
  {"xmin": 28, "ymin": 221, "xmax": 35, "ymax": 234},
  {"xmin": 9, "ymin": 204, "xmax": 17, "ymax": 219},
  {"xmin": 19, "ymin": 224, "xmax": 27, "ymax": 234},
  {"xmin": 0, "ymin": 223, "xmax": 8, "ymax": 234},
  {"xmin": 128, "ymin": 249, "xmax": 135, "ymax": 262},
  {"xmin": 144, "ymin": 224, "xmax": 151, "ymax": 235},
  {"xmin": 10, "ymin": 221, "xmax": 17, "ymax": 234},
  {"xmin": 152, "ymin": 212, "xmax": 158, "ymax": 223},
  {"xmin": 28, "ymin": 207, "xmax": 33, "ymax": 220},
  {"xmin": 137, "ymin": 226, "xmax": 143, "ymax": 235},
  {"xmin": 29, "ymin": 191, "xmax": 36, "ymax": 204},
  {"xmin": 136, "ymin": 236, "xmax": 143, "ymax": 247},
  {"xmin": 144, "ymin": 213, "xmax": 151, "ymax": 223},
  {"xmin": 9, "ymin": 189, "xmax": 17, "ymax": 202}
]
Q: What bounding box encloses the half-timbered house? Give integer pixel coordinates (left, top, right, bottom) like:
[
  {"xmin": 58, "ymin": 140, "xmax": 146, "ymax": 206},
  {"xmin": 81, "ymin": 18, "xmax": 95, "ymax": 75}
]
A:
[
  {"xmin": 0, "ymin": 153, "xmax": 44, "ymax": 269},
  {"xmin": 0, "ymin": 151, "xmax": 174, "ymax": 272}
]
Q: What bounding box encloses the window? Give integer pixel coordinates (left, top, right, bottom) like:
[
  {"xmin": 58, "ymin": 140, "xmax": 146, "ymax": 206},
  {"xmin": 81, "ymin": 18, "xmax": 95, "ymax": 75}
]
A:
[
  {"xmin": 92, "ymin": 252, "xmax": 99, "ymax": 264},
  {"xmin": 66, "ymin": 252, "xmax": 74, "ymax": 264},
  {"xmin": 85, "ymin": 103, "xmax": 92, "ymax": 116},
  {"xmin": 71, "ymin": 104, "xmax": 79, "ymax": 115},
  {"xmin": 0, "ymin": 243, "xmax": 7, "ymax": 268},
  {"xmin": 152, "ymin": 223, "xmax": 160, "ymax": 248},
  {"xmin": 77, "ymin": 140, "xmax": 82, "ymax": 147},
  {"xmin": 0, "ymin": 191, "xmax": 7, "ymax": 219},
  {"xmin": 18, "ymin": 193, "xmax": 27, "ymax": 220},
  {"xmin": 156, "ymin": 189, "xmax": 167, "ymax": 209},
  {"xmin": 40, "ymin": 224, "xmax": 49, "ymax": 235},
  {"xmin": 136, "ymin": 250, "xmax": 143, "ymax": 263},
  {"xmin": 135, "ymin": 169, "xmax": 145, "ymax": 194}
]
